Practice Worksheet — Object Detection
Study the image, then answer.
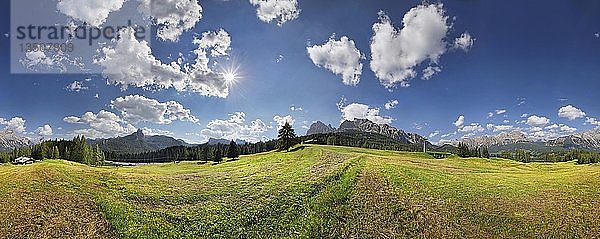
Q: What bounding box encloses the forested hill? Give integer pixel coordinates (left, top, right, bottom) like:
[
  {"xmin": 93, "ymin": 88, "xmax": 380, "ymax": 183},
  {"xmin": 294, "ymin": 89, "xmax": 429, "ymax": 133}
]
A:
[{"xmin": 88, "ymin": 129, "xmax": 190, "ymax": 154}]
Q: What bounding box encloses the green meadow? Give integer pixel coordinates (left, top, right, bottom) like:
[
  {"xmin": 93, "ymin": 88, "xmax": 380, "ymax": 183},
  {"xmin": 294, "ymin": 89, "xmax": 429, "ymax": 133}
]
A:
[{"xmin": 1, "ymin": 145, "xmax": 599, "ymax": 238}]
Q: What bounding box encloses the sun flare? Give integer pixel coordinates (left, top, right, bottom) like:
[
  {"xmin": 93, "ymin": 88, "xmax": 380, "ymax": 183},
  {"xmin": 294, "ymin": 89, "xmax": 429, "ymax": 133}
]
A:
[{"xmin": 220, "ymin": 65, "xmax": 242, "ymax": 85}]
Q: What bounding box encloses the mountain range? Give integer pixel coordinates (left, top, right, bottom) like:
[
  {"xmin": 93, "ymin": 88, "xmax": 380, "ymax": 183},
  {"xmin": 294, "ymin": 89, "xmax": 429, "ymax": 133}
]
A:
[
  {"xmin": 0, "ymin": 131, "xmax": 31, "ymax": 152},
  {"xmin": 451, "ymin": 128, "xmax": 600, "ymax": 153},
  {"xmin": 307, "ymin": 119, "xmax": 433, "ymax": 148},
  {"xmin": 88, "ymin": 129, "xmax": 191, "ymax": 154}
]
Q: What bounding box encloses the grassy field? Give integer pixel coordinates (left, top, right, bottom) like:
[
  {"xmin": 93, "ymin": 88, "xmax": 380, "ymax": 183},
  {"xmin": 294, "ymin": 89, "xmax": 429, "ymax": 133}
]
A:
[{"xmin": 1, "ymin": 145, "xmax": 600, "ymax": 238}]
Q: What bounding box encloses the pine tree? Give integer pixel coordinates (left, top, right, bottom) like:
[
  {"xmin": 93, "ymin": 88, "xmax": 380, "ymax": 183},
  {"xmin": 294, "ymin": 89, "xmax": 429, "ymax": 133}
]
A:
[
  {"xmin": 277, "ymin": 122, "xmax": 297, "ymax": 151},
  {"xmin": 213, "ymin": 148, "xmax": 223, "ymax": 163},
  {"xmin": 201, "ymin": 146, "xmax": 210, "ymax": 162},
  {"xmin": 457, "ymin": 143, "xmax": 470, "ymax": 158},
  {"xmin": 227, "ymin": 140, "xmax": 239, "ymax": 159}
]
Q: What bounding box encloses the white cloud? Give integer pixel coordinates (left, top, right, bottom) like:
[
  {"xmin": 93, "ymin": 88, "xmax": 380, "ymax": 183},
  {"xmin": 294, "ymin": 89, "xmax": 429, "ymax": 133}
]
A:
[
  {"xmin": 66, "ymin": 81, "xmax": 88, "ymax": 92},
  {"xmin": 340, "ymin": 103, "xmax": 393, "ymax": 125},
  {"xmin": 384, "ymin": 100, "xmax": 399, "ymax": 110},
  {"xmin": 560, "ymin": 124, "xmax": 577, "ymax": 133},
  {"xmin": 422, "ymin": 66, "xmax": 441, "ymax": 80},
  {"xmin": 369, "ymin": 4, "xmax": 453, "ymax": 88},
  {"xmin": 290, "ymin": 106, "xmax": 303, "ymax": 111},
  {"xmin": 487, "ymin": 112, "xmax": 494, "ymax": 118},
  {"xmin": 488, "ymin": 124, "xmax": 513, "ymax": 132},
  {"xmin": 249, "ymin": 0, "xmax": 300, "ymax": 26},
  {"xmin": 19, "ymin": 51, "xmax": 83, "ymax": 73},
  {"xmin": 273, "ymin": 115, "xmax": 295, "ymax": 128},
  {"xmin": 307, "ymin": 36, "xmax": 364, "ymax": 86},
  {"xmin": 595, "ymin": 33, "xmax": 599, "ymax": 38},
  {"xmin": 141, "ymin": 127, "xmax": 173, "ymax": 136},
  {"xmin": 586, "ymin": 117, "xmax": 600, "ymax": 126},
  {"xmin": 428, "ymin": 131, "xmax": 440, "ymax": 138},
  {"xmin": 36, "ymin": 125, "xmax": 53, "ymax": 136},
  {"xmin": 201, "ymin": 112, "xmax": 269, "ymax": 143},
  {"xmin": 453, "ymin": 115, "xmax": 465, "ymax": 128},
  {"xmin": 95, "ymin": 28, "xmax": 232, "ymax": 98},
  {"xmin": 111, "ymin": 95, "xmax": 199, "ymax": 125},
  {"xmin": 276, "ymin": 54, "xmax": 285, "ymax": 63},
  {"xmin": 0, "ymin": 117, "xmax": 27, "ymax": 134},
  {"xmin": 545, "ymin": 124, "xmax": 559, "ymax": 130},
  {"xmin": 527, "ymin": 115, "xmax": 550, "ymax": 127},
  {"xmin": 495, "ymin": 109, "xmax": 506, "ymax": 115},
  {"xmin": 520, "ymin": 113, "xmax": 529, "ymax": 118},
  {"xmin": 558, "ymin": 105, "xmax": 586, "ymax": 120},
  {"xmin": 137, "ymin": 0, "xmax": 203, "ymax": 41},
  {"xmin": 63, "ymin": 110, "xmax": 136, "ymax": 138},
  {"xmin": 453, "ymin": 32, "xmax": 475, "ymax": 51},
  {"xmin": 458, "ymin": 123, "xmax": 484, "ymax": 133},
  {"xmin": 56, "ymin": 0, "xmax": 126, "ymax": 26}
]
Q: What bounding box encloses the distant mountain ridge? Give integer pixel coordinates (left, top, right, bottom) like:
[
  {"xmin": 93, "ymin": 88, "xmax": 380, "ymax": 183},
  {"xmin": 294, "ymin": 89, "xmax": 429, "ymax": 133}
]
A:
[
  {"xmin": 207, "ymin": 138, "xmax": 247, "ymax": 145},
  {"xmin": 89, "ymin": 129, "xmax": 191, "ymax": 154},
  {"xmin": 306, "ymin": 118, "xmax": 432, "ymax": 148},
  {"xmin": 454, "ymin": 128, "xmax": 600, "ymax": 153},
  {"xmin": 0, "ymin": 130, "xmax": 31, "ymax": 152}
]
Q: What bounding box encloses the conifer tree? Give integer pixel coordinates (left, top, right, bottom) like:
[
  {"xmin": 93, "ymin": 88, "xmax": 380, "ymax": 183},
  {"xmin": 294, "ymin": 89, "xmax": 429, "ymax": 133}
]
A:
[
  {"xmin": 227, "ymin": 140, "xmax": 239, "ymax": 159},
  {"xmin": 277, "ymin": 122, "xmax": 297, "ymax": 151}
]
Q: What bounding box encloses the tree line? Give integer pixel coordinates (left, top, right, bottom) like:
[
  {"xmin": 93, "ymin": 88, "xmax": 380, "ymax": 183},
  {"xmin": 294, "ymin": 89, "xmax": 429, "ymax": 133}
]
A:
[
  {"xmin": 456, "ymin": 143, "xmax": 490, "ymax": 158},
  {"xmin": 0, "ymin": 136, "xmax": 104, "ymax": 166},
  {"xmin": 108, "ymin": 122, "xmax": 299, "ymax": 163},
  {"xmin": 105, "ymin": 140, "xmax": 278, "ymax": 163},
  {"xmin": 499, "ymin": 149, "xmax": 600, "ymax": 164}
]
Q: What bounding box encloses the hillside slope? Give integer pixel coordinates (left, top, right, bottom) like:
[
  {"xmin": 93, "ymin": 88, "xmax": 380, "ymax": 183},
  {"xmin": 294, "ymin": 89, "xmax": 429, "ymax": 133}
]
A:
[
  {"xmin": 1, "ymin": 145, "xmax": 599, "ymax": 238},
  {"xmin": 88, "ymin": 129, "xmax": 189, "ymax": 154}
]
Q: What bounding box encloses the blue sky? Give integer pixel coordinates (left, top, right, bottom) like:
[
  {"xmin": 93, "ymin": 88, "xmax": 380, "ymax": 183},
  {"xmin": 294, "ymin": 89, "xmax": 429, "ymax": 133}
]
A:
[{"xmin": 1, "ymin": 0, "xmax": 599, "ymax": 144}]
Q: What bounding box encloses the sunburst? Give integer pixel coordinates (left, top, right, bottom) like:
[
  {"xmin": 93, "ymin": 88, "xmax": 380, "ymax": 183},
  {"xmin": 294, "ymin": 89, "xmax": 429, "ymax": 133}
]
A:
[{"xmin": 220, "ymin": 64, "xmax": 242, "ymax": 86}]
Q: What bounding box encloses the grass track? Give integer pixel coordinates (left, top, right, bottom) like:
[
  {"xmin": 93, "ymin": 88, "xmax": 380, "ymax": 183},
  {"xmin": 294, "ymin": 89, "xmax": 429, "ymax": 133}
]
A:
[{"xmin": 1, "ymin": 145, "xmax": 600, "ymax": 238}]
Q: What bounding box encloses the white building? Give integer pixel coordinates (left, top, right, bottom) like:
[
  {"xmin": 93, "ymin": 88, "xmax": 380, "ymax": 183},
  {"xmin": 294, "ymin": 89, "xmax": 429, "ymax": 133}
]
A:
[{"xmin": 13, "ymin": 156, "xmax": 34, "ymax": 165}]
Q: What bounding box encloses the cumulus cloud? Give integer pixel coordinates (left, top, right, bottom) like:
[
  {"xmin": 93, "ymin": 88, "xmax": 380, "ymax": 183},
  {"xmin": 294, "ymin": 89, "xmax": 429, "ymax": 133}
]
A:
[
  {"xmin": 273, "ymin": 115, "xmax": 295, "ymax": 128},
  {"xmin": 428, "ymin": 131, "xmax": 440, "ymax": 138},
  {"xmin": 495, "ymin": 109, "xmax": 506, "ymax": 115},
  {"xmin": 307, "ymin": 36, "xmax": 364, "ymax": 86},
  {"xmin": 111, "ymin": 95, "xmax": 199, "ymax": 125},
  {"xmin": 527, "ymin": 115, "xmax": 550, "ymax": 127},
  {"xmin": 453, "ymin": 32, "xmax": 475, "ymax": 51},
  {"xmin": 558, "ymin": 105, "xmax": 586, "ymax": 120},
  {"xmin": 0, "ymin": 117, "xmax": 27, "ymax": 134},
  {"xmin": 201, "ymin": 112, "xmax": 269, "ymax": 143},
  {"xmin": 560, "ymin": 125, "xmax": 577, "ymax": 133},
  {"xmin": 66, "ymin": 81, "xmax": 88, "ymax": 92},
  {"xmin": 137, "ymin": 0, "xmax": 203, "ymax": 41},
  {"xmin": 36, "ymin": 125, "xmax": 53, "ymax": 136},
  {"xmin": 95, "ymin": 28, "xmax": 232, "ymax": 97},
  {"xmin": 453, "ymin": 115, "xmax": 465, "ymax": 128},
  {"xmin": 56, "ymin": 0, "xmax": 126, "ymax": 26},
  {"xmin": 586, "ymin": 117, "xmax": 600, "ymax": 126},
  {"xmin": 63, "ymin": 110, "xmax": 136, "ymax": 138},
  {"xmin": 459, "ymin": 123, "xmax": 484, "ymax": 133},
  {"xmin": 422, "ymin": 66, "xmax": 441, "ymax": 80},
  {"xmin": 141, "ymin": 127, "xmax": 174, "ymax": 136},
  {"xmin": 370, "ymin": 4, "xmax": 453, "ymax": 88},
  {"xmin": 384, "ymin": 100, "xmax": 399, "ymax": 110},
  {"xmin": 339, "ymin": 103, "xmax": 393, "ymax": 125},
  {"xmin": 249, "ymin": 0, "xmax": 300, "ymax": 26},
  {"xmin": 486, "ymin": 124, "xmax": 513, "ymax": 132}
]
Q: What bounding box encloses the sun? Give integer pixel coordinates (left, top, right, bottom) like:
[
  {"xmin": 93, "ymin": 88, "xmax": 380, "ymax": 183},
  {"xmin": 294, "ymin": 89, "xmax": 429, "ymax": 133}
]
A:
[
  {"xmin": 224, "ymin": 71, "xmax": 237, "ymax": 83},
  {"xmin": 220, "ymin": 64, "xmax": 242, "ymax": 86}
]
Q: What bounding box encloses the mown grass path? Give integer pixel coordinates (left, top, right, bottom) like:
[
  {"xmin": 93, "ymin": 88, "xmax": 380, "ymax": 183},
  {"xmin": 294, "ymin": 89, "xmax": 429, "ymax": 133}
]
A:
[{"xmin": 1, "ymin": 145, "xmax": 600, "ymax": 238}]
